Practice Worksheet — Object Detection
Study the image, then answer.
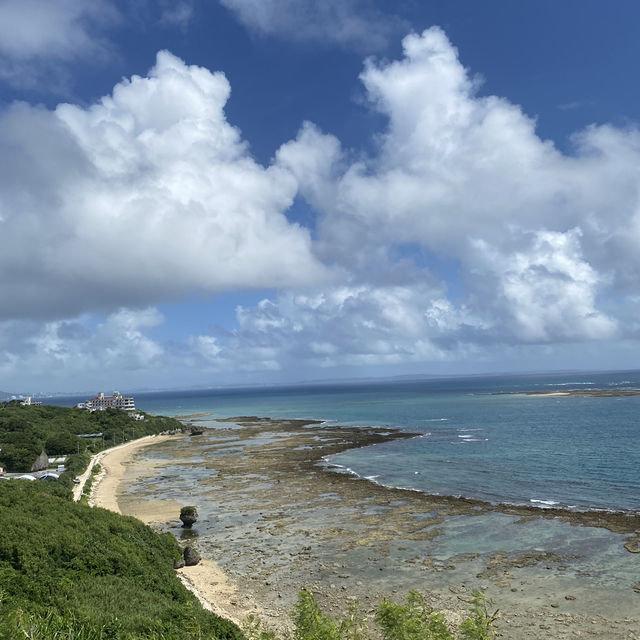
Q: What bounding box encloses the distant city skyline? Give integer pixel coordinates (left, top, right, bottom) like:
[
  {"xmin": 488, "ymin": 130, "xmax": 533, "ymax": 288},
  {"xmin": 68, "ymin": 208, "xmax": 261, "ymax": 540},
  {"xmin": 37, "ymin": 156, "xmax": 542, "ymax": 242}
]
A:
[{"xmin": 1, "ymin": 1, "xmax": 640, "ymax": 392}]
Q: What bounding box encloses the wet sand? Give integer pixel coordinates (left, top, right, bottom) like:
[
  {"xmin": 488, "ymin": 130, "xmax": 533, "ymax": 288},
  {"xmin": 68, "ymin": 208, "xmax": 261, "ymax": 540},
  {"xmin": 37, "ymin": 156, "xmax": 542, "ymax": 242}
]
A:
[
  {"xmin": 89, "ymin": 435, "xmax": 180, "ymax": 512},
  {"xmin": 101, "ymin": 417, "xmax": 640, "ymax": 639}
]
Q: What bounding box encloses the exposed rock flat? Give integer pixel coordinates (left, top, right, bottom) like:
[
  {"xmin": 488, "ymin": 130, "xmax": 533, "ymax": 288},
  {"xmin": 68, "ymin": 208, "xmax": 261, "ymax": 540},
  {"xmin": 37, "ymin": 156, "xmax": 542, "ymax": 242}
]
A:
[{"xmin": 118, "ymin": 416, "xmax": 640, "ymax": 640}]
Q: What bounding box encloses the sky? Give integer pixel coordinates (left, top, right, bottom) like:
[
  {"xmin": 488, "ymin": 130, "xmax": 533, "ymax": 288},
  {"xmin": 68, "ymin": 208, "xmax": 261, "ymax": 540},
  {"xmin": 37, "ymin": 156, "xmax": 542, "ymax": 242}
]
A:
[{"xmin": 2, "ymin": 0, "xmax": 640, "ymax": 393}]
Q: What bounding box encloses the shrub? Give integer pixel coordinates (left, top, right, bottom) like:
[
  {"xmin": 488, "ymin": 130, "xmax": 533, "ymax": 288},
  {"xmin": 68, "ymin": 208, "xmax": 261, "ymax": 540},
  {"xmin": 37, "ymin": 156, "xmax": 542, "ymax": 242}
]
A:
[
  {"xmin": 0, "ymin": 481, "xmax": 245, "ymax": 640},
  {"xmin": 292, "ymin": 590, "xmax": 497, "ymax": 640}
]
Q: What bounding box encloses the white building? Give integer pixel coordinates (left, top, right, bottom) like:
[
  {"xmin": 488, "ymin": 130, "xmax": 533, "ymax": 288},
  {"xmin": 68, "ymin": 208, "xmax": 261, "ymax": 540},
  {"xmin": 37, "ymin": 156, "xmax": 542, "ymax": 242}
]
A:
[
  {"xmin": 20, "ymin": 397, "xmax": 42, "ymax": 406},
  {"xmin": 76, "ymin": 391, "xmax": 135, "ymax": 411}
]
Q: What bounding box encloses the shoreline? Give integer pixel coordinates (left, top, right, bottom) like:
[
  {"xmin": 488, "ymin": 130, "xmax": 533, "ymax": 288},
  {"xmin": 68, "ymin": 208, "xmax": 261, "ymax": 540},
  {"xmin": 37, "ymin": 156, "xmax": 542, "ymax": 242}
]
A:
[
  {"xmin": 170, "ymin": 414, "xmax": 640, "ymax": 527},
  {"xmin": 207, "ymin": 418, "xmax": 640, "ymax": 542},
  {"xmin": 88, "ymin": 434, "xmax": 260, "ymax": 628},
  {"xmin": 112, "ymin": 416, "xmax": 639, "ymax": 639},
  {"xmin": 329, "ymin": 461, "xmax": 640, "ymax": 541},
  {"xmin": 88, "ymin": 434, "xmax": 178, "ymax": 511},
  {"xmin": 492, "ymin": 388, "xmax": 640, "ymax": 397},
  {"xmin": 86, "ymin": 425, "xmax": 640, "ymax": 529}
]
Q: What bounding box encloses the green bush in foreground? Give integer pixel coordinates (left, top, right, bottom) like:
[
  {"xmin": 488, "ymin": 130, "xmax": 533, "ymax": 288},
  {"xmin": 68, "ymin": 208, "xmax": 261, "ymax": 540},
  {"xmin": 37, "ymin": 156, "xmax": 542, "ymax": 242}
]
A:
[
  {"xmin": 0, "ymin": 481, "xmax": 244, "ymax": 640},
  {"xmin": 376, "ymin": 590, "xmax": 497, "ymax": 640},
  {"xmin": 243, "ymin": 589, "xmax": 497, "ymax": 640}
]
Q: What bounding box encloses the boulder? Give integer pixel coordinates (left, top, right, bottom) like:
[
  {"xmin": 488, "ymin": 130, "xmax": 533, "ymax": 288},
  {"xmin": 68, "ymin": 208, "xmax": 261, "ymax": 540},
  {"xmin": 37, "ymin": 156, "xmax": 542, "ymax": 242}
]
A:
[
  {"xmin": 183, "ymin": 546, "xmax": 201, "ymax": 566},
  {"xmin": 30, "ymin": 451, "xmax": 49, "ymax": 472},
  {"xmin": 623, "ymin": 537, "xmax": 640, "ymax": 553},
  {"xmin": 180, "ymin": 506, "xmax": 198, "ymax": 528},
  {"xmin": 173, "ymin": 558, "xmax": 185, "ymax": 569}
]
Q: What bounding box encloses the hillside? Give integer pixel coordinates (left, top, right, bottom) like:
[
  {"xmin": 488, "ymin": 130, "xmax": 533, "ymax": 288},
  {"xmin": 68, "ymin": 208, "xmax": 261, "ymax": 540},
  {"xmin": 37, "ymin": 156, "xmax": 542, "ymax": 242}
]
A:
[
  {"xmin": 0, "ymin": 480, "xmax": 245, "ymax": 639},
  {"xmin": 0, "ymin": 401, "xmax": 183, "ymax": 472}
]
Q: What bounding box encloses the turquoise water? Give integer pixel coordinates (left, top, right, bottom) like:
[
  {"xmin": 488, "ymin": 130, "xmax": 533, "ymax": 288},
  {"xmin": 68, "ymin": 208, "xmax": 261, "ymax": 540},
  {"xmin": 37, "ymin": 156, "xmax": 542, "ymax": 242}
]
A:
[{"xmin": 54, "ymin": 370, "xmax": 640, "ymax": 512}]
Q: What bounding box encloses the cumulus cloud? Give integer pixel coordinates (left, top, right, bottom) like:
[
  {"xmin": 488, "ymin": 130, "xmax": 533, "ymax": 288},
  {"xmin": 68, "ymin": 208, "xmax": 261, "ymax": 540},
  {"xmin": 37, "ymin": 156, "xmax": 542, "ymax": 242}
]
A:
[
  {"xmin": 277, "ymin": 27, "xmax": 640, "ymax": 348},
  {"xmin": 0, "ymin": 308, "xmax": 164, "ymax": 389},
  {"xmin": 0, "ymin": 285, "xmax": 476, "ymax": 391},
  {"xmin": 468, "ymin": 230, "xmax": 616, "ymax": 343},
  {"xmin": 0, "ymin": 50, "xmax": 327, "ymax": 321},
  {"xmin": 219, "ymin": 0, "xmax": 406, "ymax": 53},
  {"xmin": 191, "ymin": 278, "xmax": 487, "ymax": 373},
  {"xmin": 5, "ymin": 26, "xmax": 640, "ymax": 390},
  {"xmin": 0, "ymin": 0, "xmax": 119, "ymax": 89}
]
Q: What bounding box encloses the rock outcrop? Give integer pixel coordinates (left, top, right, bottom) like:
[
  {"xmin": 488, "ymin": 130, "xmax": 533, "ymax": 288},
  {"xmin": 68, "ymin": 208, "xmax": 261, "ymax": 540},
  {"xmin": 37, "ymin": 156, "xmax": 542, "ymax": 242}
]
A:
[
  {"xmin": 180, "ymin": 506, "xmax": 198, "ymax": 528},
  {"xmin": 30, "ymin": 451, "xmax": 49, "ymax": 472},
  {"xmin": 183, "ymin": 546, "xmax": 201, "ymax": 566}
]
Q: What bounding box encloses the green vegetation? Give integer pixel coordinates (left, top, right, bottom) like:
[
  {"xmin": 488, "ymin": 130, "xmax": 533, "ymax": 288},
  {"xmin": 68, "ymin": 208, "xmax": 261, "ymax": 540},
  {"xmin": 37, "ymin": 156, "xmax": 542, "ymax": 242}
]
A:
[
  {"xmin": 376, "ymin": 590, "xmax": 497, "ymax": 640},
  {"xmin": 0, "ymin": 402, "xmax": 499, "ymax": 640},
  {"xmin": 0, "ymin": 481, "xmax": 245, "ymax": 640},
  {"xmin": 0, "ymin": 401, "xmax": 183, "ymax": 472},
  {"xmin": 79, "ymin": 463, "xmax": 101, "ymax": 504},
  {"xmin": 244, "ymin": 590, "xmax": 497, "ymax": 640}
]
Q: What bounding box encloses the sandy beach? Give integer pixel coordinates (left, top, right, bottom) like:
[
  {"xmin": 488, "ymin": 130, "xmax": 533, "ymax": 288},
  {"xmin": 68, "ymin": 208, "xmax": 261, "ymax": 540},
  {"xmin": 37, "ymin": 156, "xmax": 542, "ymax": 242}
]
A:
[
  {"xmin": 88, "ymin": 434, "xmax": 262, "ymax": 629},
  {"xmin": 90, "ymin": 419, "xmax": 640, "ymax": 640},
  {"xmin": 89, "ymin": 435, "xmax": 181, "ymax": 515}
]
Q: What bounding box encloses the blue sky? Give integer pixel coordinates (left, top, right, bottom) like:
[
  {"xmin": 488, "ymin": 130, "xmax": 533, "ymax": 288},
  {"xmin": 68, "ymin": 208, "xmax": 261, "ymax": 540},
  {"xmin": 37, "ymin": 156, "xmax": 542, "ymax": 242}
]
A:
[{"xmin": 1, "ymin": 0, "xmax": 640, "ymax": 393}]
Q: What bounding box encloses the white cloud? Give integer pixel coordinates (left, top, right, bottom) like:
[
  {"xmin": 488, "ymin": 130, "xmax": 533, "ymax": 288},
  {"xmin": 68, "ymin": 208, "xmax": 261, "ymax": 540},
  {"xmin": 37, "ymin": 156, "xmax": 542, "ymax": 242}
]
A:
[
  {"xmin": 214, "ymin": 282, "xmax": 480, "ymax": 369},
  {"xmin": 0, "ymin": 284, "xmax": 467, "ymax": 389},
  {"xmin": 0, "ymin": 0, "xmax": 116, "ymax": 60},
  {"xmin": 0, "ymin": 0, "xmax": 119, "ymax": 88},
  {"xmin": 219, "ymin": 0, "xmax": 406, "ymax": 52},
  {"xmin": 1, "ymin": 301, "xmax": 633, "ymax": 393},
  {"xmin": 468, "ymin": 230, "xmax": 616, "ymax": 343},
  {"xmin": 0, "ymin": 308, "xmax": 164, "ymax": 389},
  {"xmin": 277, "ymin": 27, "xmax": 640, "ymax": 348},
  {"xmin": 0, "ymin": 50, "xmax": 327, "ymax": 321},
  {"xmin": 5, "ymin": 26, "xmax": 640, "ymax": 389},
  {"xmin": 159, "ymin": 2, "xmax": 194, "ymax": 30}
]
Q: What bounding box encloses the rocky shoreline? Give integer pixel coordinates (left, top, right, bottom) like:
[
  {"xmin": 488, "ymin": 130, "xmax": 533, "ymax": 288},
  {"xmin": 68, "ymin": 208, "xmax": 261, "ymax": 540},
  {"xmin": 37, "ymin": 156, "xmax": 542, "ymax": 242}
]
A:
[
  {"xmin": 117, "ymin": 416, "xmax": 640, "ymax": 640},
  {"xmin": 211, "ymin": 416, "xmax": 640, "ymax": 550}
]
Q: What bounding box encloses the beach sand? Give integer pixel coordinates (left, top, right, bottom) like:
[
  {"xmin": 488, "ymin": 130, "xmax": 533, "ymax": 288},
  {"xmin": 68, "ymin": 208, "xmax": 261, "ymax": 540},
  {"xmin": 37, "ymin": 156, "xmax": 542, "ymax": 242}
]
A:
[
  {"xmin": 91, "ymin": 420, "xmax": 640, "ymax": 640},
  {"xmin": 88, "ymin": 434, "xmax": 261, "ymax": 629},
  {"xmin": 84, "ymin": 435, "xmax": 175, "ymax": 510}
]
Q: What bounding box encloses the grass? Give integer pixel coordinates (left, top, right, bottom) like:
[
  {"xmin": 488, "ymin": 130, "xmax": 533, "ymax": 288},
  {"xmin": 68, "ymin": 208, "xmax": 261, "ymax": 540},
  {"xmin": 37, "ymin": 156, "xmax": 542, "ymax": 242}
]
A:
[{"xmin": 79, "ymin": 463, "xmax": 101, "ymax": 504}]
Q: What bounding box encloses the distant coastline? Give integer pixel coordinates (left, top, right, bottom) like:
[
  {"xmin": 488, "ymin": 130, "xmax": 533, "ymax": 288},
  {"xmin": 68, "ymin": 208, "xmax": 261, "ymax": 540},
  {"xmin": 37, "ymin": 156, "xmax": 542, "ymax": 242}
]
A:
[{"xmin": 492, "ymin": 388, "xmax": 640, "ymax": 397}]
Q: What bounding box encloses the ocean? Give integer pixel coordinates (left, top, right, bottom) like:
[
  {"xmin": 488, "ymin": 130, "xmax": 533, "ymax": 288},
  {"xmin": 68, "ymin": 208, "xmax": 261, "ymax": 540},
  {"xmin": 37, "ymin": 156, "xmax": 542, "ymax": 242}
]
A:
[
  {"xmin": 51, "ymin": 370, "xmax": 640, "ymax": 629},
  {"xmin": 54, "ymin": 370, "xmax": 640, "ymax": 512}
]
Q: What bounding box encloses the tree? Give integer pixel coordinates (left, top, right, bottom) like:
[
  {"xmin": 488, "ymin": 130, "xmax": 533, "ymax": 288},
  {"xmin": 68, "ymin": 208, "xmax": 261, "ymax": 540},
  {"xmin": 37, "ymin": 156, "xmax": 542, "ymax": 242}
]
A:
[{"xmin": 45, "ymin": 431, "xmax": 82, "ymax": 456}]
